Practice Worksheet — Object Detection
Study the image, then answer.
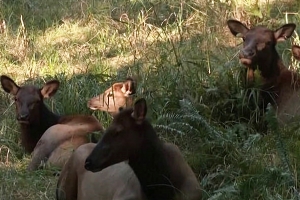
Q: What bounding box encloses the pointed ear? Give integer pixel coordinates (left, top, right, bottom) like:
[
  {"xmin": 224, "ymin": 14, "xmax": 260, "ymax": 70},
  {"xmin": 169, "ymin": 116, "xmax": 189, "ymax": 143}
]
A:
[
  {"xmin": 0, "ymin": 75, "xmax": 20, "ymax": 95},
  {"xmin": 40, "ymin": 80, "xmax": 60, "ymax": 98},
  {"xmin": 121, "ymin": 78, "xmax": 136, "ymax": 96},
  {"xmin": 292, "ymin": 45, "xmax": 300, "ymax": 61},
  {"xmin": 227, "ymin": 19, "xmax": 249, "ymax": 37},
  {"xmin": 274, "ymin": 23, "xmax": 296, "ymax": 42},
  {"xmin": 132, "ymin": 98, "xmax": 147, "ymax": 124}
]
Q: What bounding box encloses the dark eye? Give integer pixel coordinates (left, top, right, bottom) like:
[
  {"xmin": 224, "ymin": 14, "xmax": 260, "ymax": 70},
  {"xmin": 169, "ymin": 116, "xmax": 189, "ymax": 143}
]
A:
[
  {"xmin": 242, "ymin": 37, "xmax": 245, "ymax": 42},
  {"xmin": 114, "ymin": 125, "xmax": 123, "ymax": 136},
  {"xmin": 107, "ymin": 91, "xmax": 113, "ymax": 97}
]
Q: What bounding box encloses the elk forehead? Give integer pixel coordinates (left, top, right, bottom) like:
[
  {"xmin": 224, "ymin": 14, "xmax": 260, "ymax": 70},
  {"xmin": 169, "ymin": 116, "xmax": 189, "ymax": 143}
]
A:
[
  {"xmin": 16, "ymin": 86, "xmax": 41, "ymax": 100},
  {"xmin": 244, "ymin": 27, "xmax": 275, "ymax": 44}
]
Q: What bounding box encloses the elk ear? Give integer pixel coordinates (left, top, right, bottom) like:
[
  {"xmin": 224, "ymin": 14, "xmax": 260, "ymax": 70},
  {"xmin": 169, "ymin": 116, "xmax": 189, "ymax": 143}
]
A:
[
  {"xmin": 0, "ymin": 75, "xmax": 20, "ymax": 95},
  {"xmin": 227, "ymin": 19, "xmax": 249, "ymax": 37},
  {"xmin": 132, "ymin": 98, "xmax": 147, "ymax": 124},
  {"xmin": 121, "ymin": 78, "xmax": 136, "ymax": 97},
  {"xmin": 274, "ymin": 23, "xmax": 296, "ymax": 42},
  {"xmin": 41, "ymin": 80, "xmax": 60, "ymax": 98},
  {"xmin": 292, "ymin": 45, "xmax": 300, "ymax": 61}
]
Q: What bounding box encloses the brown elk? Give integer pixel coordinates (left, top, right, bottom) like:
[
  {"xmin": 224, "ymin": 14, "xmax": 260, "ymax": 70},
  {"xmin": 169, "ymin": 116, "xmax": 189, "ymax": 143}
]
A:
[
  {"xmin": 85, "ymin": 98, "xmax": 201, "ymax": 200},
  {"xmin": 227, "ymin": 19, "xmax": 298, "ymax": 123},
  {"xmin": 88, "ymin": 77, "xmax": 136, "ymax": 114},
  {"xmin": 0, "ymin": 75, "xmax": 103, "ymax": 170},
  {"xmin": 56, "ymin": 78, "xmax": 141, "ymax": 200}
]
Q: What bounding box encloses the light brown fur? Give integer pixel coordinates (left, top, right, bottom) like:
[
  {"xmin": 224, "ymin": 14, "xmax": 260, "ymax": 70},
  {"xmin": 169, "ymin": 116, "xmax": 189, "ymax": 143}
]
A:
[
  {"xmin": 88, "ymin": 78, "xmax": 136, "ymax": 114},
  {"xmin": 56, "ymin": 143, "xmax": 145, "ymax": 200},
  {"xmin": 57, "ymin": 143, "xmax": 201, "ymax": 200},
  {"xmin": 28, "ymin": 115, "xmax": 103, "ymax": 170}
]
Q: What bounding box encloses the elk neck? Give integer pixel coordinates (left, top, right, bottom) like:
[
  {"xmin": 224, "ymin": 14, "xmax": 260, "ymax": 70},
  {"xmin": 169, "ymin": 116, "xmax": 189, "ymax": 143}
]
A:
[
  {"xmin": 20, "ymin": 103, "xmax": 60, "ymax": 152},
  {"xmin": 128, "ymin": 121, "xmax": 176, "ymax": 200}
]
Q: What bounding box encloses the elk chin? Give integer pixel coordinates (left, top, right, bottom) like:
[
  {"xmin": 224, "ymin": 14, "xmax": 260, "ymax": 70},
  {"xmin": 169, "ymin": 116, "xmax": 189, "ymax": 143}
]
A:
[
  {"xmin": 17, "ymin": 118, "xmax": 30, "ymax": 124},
  {"xmin": 240, "ymin": 58, "xmax": 252, "ymax": 66}
]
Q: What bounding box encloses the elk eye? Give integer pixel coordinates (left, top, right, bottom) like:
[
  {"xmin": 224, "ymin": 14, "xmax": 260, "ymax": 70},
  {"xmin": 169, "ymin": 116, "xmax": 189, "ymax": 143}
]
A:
[
  {"xmin": 107, "ymin": 91, "xmax": 113, "ymax": 97},
  {"xmin": 257, "ymin": 43, "xmax": 266, "ymax": 51},
  {"xmin": 29, "ymin": 102, "xmax": 36, "ymax": 110}
]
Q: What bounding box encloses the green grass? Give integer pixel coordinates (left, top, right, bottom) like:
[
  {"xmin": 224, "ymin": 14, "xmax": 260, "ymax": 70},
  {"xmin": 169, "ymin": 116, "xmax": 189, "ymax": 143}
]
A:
[{"xmin": 0, "ymin": 0, "xmax": 300, "ymax": 199}]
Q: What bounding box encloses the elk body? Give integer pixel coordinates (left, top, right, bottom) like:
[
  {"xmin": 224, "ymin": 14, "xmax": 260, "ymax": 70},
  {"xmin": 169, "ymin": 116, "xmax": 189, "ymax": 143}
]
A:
[
  {"xmin": 85, "ymin": 98, "xmax": 201, "ymax": 200},
  {"xmin": 227, "ymin": 19, "xmax": 298, "ymax": 123},
  {"xmin": 0, "ymin": 75, "xmax": 103, "ymax": 170}
]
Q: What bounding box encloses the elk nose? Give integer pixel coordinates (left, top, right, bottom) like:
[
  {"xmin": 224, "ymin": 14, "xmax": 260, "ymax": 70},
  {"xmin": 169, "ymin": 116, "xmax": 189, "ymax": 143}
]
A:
[
  {"xmin": 241, "ymin": 49, "xmax": 255, "ymax": 58},
  {"xmin": 18, "ymin": 113, "xmax": 29, "ymax": 120},
  {"xmin": 84, "ymin": 158, "xmax": 92, "ymax": 170}
]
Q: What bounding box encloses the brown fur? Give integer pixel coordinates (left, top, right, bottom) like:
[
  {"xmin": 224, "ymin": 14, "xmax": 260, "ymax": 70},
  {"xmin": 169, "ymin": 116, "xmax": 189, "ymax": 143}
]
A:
[
  {"xmin": 0, "ymin": 75, "xmax": 103, "ymax": 170},
  {"xmin": 85, "ymin": 98, "xmax": 201, "ymax": 200},
  {"xmin": 227, "ymin": 20, "xmax": 298, "ymax": 123},
  {"xmin": 88, "ymin": 78, "xmax": 136, "ymax": 114}
]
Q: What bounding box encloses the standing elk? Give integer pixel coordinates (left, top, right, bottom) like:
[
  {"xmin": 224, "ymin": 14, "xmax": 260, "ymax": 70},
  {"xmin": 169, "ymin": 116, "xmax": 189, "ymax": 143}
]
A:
[
  {"xmin": 0, "ymin": 75, "xmax": 103, "ymax": 170},
  {"xmin": 85, "ymin": 98, "xmax": 201, "ymax": 200},
  {"xmin": 227, "ymin": 19, "xmax": 298, "ymax": 123}
]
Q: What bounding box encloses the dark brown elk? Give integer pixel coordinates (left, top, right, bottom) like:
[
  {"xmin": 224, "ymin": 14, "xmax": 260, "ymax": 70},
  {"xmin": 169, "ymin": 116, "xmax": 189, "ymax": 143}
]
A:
[
  {"xmin": 227, "ymin": 19, "xmax": 298, "ymax": 123},
  {"xmin": 85, "ymin": 98, "xmax": 201, "ymax": 200},
  {"xmin": 0, "ymin": 75, "xmax": 103, "ymax": 170},
  {"xmin": 88, "ymin": 78, "xmax": 136, "ymax": 114}
]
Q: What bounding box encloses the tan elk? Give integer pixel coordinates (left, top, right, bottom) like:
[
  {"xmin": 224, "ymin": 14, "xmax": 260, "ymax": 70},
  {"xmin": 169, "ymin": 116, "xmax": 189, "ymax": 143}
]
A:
[
  {"xmin": 88, "ymin": 77, "xmax": 136, "ymax": 114},
  {"xmin": 84, "ymin": 98, "xmax": 201, "ymax": 200}
]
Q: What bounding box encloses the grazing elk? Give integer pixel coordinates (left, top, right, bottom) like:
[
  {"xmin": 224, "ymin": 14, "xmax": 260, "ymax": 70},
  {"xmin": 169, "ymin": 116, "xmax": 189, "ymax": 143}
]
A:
[
  {"xmin": 85, "ymin": 98, "xmax": 201, "ymax": 200},
  {"xmin": 0, "ymin": 75, "xmax": 103, "ymax": 170},
  {"xmin": 88, "ymin": 77, "xmax": 136, "ymax": 114},
  {"xmin": 227, "ymin": 19, "xmax": 298, "ymax": 123}
]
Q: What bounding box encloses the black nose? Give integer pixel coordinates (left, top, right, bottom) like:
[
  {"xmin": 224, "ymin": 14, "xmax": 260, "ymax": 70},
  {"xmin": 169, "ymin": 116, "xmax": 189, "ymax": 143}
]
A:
[
  {"xmin": 241, "ymin": 49, "xmax": 255, "ymax": 58},
  {"xmin": 84, "ymin": 158, "xmax": 92, "ymax": 170},
  {"xmin": 18, "ymin": 113, "xmax": 29, "ymax": 121}
]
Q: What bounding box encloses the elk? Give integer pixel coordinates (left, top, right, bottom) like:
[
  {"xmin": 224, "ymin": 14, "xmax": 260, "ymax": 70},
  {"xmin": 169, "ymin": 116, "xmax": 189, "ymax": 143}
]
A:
[
  {"xmin": 85, "ymin": 98, "xmax": 201, "ymax": 200},
  {"xmin": 227, "ymin": 19, "xmax": 298, "ymax": 123},
  {"xmin": 56, "ymin": 78, "xmax": 142, "ymax": 200},
  {"xmin": 56, "ymin": 143, "xmax": 145, "ymax": 200},
  {"xmin": 88, "ymin": 77, "xmax": 136, "ymax": 114},
  {"xmin": 0, "ymin": 75, "xmax": 103, "ymax": 170}
]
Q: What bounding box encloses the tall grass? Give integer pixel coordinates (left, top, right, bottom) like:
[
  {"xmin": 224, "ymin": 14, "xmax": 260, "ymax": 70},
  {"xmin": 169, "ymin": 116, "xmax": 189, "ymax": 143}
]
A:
[{"xmin": 0, "ymin": 0, "xmax": 300, "ymax": 199}]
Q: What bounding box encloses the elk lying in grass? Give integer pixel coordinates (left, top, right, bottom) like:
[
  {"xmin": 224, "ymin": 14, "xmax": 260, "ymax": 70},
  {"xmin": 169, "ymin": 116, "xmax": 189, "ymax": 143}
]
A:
[
  {"xmin": 85, "ymin": 98, "xmax": 201, "ymax": 200},
  {"xmin": 227, "ymin": 19, "xmax": 298, "ymax": 123},
  {"xmin": 0, "ymin": 75, "xmax": 103, "ymax": 170},
  {"xmin": 88, "ymin": 77, "xmax": 136, "ymax": 114},
  {"xmin": 56, "ymin": 143, "xmax": 145, "ymax": 200}
]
